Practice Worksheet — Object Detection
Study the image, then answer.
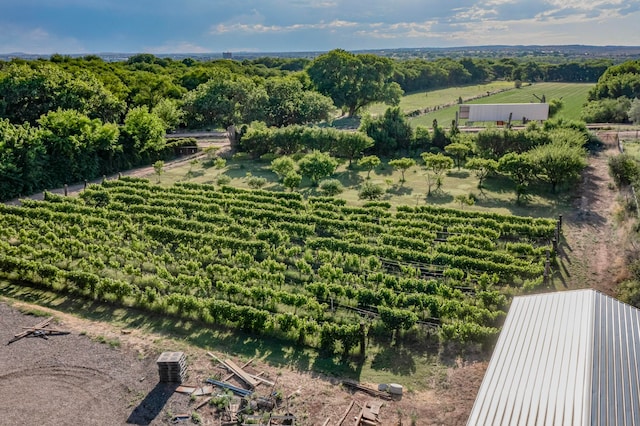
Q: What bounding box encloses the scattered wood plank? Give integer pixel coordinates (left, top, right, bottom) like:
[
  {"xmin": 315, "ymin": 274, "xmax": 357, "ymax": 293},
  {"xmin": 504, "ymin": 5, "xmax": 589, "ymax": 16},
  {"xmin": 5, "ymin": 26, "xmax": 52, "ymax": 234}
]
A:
[
  {"xmin": 192, "ymin": 386, "xmax": 213, "ymax": 396},
  {"xmin": 342, "ymin": 381, "xmax": 391, "ymax": 400},
  {"xmin": 224, "ymin": 359, "xmax": 259, "ymax": 389},
  {"xmin": 8, "ymin": 316, "xmax": 54, "ymax": 344},
  {"xmin": 222, "ymin": 357, "xmax": 254, "ymax": 382},
  {"xmin": 321, "ymin": 419, "xmax": 330, "ymax": 426},
  {"xmin": 195, "ymin": 397, "xmax": 212, "ymax": 410},
  {"xmin": 337, "ymin": 401, "xmax": 355, "ymax": 426},
  {"xmin": 175, "ymin": 386, "xmax": 196, "ymax": 394},
  {"xmin": 205, "ymin": 379, "xmax": 253, "ymax": 397}
]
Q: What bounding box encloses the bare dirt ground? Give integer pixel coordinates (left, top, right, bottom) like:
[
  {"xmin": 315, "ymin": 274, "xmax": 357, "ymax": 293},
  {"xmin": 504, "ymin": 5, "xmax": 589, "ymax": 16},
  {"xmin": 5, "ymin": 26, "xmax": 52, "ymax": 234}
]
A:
[
  {"xmin": 0, "ymin": 300, "xmax": 484, "ymax": 425},
  {"xmin": 558, "ymin": 132, "xmax": 628, "ymax": 295},
  {"xmin": 1, "ymin": 131, "xmax": 628, "ymax": 426}
]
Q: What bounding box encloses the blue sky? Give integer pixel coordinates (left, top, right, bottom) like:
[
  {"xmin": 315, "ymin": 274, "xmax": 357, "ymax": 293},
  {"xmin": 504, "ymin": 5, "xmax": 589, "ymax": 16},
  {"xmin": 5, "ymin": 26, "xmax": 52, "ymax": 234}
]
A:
[{"xmin": 1, "ymin": 0, "xmax": 638, "ymax": 54}]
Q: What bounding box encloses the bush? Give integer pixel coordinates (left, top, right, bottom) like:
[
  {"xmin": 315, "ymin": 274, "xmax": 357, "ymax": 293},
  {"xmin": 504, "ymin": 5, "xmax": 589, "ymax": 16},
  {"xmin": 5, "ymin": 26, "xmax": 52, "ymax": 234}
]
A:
[
  {"xmin": 216, "ymin": 174, "xmax": 231, "ymax": 186},
  {"xmin": 214, "ymin": 157, "xmax": 227, "ymax": 169},
  {"xmin": 358, "ymin": 182, "xmax": 384, "ymax": 200},
  {"xmin": 318, "ymin": 179, "xmax": 344, "ymax": 196},
  {"xmin": 609, "ymin": 153, "xmax": 640, "ymax": 188}
]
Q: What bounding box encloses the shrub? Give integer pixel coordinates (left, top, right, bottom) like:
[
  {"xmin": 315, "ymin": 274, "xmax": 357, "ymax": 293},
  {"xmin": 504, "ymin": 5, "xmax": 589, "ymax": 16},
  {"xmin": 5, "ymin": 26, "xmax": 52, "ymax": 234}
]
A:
[
  {"xmin": 216, "ymin": 174, "xmax": 231, "ymax": 186},
  {"xmin": 358, "ymin": 182, "xmax": 384, "ymax": 200},
  {"xmin": 318, "ymin": 179, "xmax": 344, "ymax": 196}
]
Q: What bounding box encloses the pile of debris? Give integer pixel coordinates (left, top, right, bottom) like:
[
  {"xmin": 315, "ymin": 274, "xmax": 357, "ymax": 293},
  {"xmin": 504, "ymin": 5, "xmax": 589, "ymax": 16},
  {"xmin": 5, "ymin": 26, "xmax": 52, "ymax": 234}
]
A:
[{"xmin": 170, "ymin": 351, "xmax": 295, "ymax": 425}]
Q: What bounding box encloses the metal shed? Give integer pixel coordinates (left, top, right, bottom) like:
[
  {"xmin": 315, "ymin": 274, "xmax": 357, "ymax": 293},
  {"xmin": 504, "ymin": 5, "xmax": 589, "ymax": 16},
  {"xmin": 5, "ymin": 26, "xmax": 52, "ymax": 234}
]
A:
[
  {"xmin": 468, "ymin": 289, "xmax": 640, "ymax": 426},
  {"xmin": 459, "ymin": 103, "xmax": 549, "ymax": 122}
]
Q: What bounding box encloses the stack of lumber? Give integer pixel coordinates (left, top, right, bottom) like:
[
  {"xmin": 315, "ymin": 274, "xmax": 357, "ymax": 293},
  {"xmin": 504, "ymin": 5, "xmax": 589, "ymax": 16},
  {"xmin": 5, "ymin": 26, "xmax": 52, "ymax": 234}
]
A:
[{"xmin": 156, "ymin": 351, "xmax": 187, "ymax": 383}]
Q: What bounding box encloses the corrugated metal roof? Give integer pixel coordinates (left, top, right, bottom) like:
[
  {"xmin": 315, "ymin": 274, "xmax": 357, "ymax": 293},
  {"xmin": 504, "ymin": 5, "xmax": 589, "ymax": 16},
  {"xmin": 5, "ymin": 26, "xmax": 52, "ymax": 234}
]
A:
[
  {"xmin": 463, "ymin": 103, "xmax": 549, "ymax": 122},
  {"xmin": 468, "ymin": 289, "xmax": 640, "ymax": 426}
]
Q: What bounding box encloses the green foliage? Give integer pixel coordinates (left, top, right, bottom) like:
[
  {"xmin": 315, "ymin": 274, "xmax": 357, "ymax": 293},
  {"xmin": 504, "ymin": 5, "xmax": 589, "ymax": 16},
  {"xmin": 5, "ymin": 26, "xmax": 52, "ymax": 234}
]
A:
[
  {"xmin": 246, "ymin": 174, "xmax": 267, "ymax": 189},
  {"xmin": 307, "ymin": 49, "xmax": 402, "ymax": 117},
  {"xmin": 333, "ymin": 132, "xmax": 374, "ymax": 165},
  {"xmin": 609, "ymin": 153, "xmax": 640, "ymax": 188},
  {"xmin": 581, "ymin": 98, "xmax": 631, "ymax": 123},
  {"xmin": 589, "ymin": 60, "xmax": 640, "ymax": 100},
  {"xmin": 153, "ymin": 160, "xmax": 165, "ymax": 182},
  {"xmin": 318, "ymin": 179, "xmax": 344, "ymax": 196},
  {"xmin": 37, "ymin": 109, "xmax": 121, "ymax": 185},
  {"xmin": 444, "ymin": 141, "xmax": 472, "ymax": 170},
  {"xmin": 629, "ymin": 99, "xmax": 640, "ymax": 124},
  {"xmin": 182, "ymin": 70, "xmax": 267, "ymax": 128},
  {"xmin": 360, "ymin": 107, "xmax": 413, "ymax": 155},
  {"xmin": 358, "ymin": 181, "xmax": 385, "ymax": 200},
  {"xmin": 270, "ymin": 156, "xmax": 297, "ymax": 180},
  {"xmin": 388, "ymin": 158, "xmax": 417, "ymax": 182},
  {"xmin": 152, "ymin": 98, "xmax": 184, "ymax": 131},
  {"xmin": 465, "ymin": 158, "xmax": 498, "ymax": 188},
  {"xmin": 548, "ymin": 98, "xmax": 564, "ymax": 118},
  {"xmin": 0, "ymin": 62, "xmax": 125, "ymax": 125},
  {"xmin": 528, "ymin": 141, "xmax": 587, "ymax": 192},
  {"xmin": 357, "ymin": 155, "xmax": 381, "ymax": 178},
  {"xmin": 216, "ymin": 174, "xmax": 231, "ymax": 185},
  {"xmin": 498, "ymin": 152, "xmax": 537, "ymax": 202},
  {"xmin": 282, "ymin": 171, "xmax": 302, "ymax": 191},
  {"xmin": 123, "ymin": 106, "xmax": 166, "ymax": 153},
  {"xmin": 297, "ymin": 151, "xmax": 338, "ymax": 185},
  {"xmin": 263, "ymin": 76, "xmax": 335, "ymax": 127}
]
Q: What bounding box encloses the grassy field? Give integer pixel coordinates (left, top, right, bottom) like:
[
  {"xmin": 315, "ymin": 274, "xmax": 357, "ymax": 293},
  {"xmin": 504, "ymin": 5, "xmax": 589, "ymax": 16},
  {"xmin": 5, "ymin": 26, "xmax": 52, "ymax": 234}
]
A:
[
  {"xmin": 410, "ymin": 82, "xmax": 594, "ymax": 128},
  {"xmin": 158, "ymin": 153, "xmax": 571, "ymax": 219},
  {"xmin": 366, "ymin": 81, "xmax": 515, "ymax": 116}
]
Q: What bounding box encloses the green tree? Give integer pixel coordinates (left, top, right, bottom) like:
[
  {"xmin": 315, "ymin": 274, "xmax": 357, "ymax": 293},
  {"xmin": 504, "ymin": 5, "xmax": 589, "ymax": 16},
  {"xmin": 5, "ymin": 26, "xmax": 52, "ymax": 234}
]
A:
[
  {"xmin": 628, "ymin": 98, "xmax": 640, "ymax": 123},
  {"xmin": 153, "ymin": 160, "xmax": 164, "ymax": 182},
  {"xmin": 0, "ymin": 119, "xmax": 46, "ymax": 200},
  {"xmin": 307, "ymin": 49, "xmax": 402, "ymax": 117},
  {"xmin": 263, "ymin": 76, "xmax": 334, "ymax": 127},
  {"xmin": 123, "ymin": 106, "xmax": 166, "ymax": 154},
  {"xmin": 357, "ymin": 155, "xmax": 381, "ymax": 179},
  {"xmin": 528, "ymin": 141, "xmax": 587, "ymax": 192},
  {"xmin": 152, "ymin": 98, "xmax": 184, "ymax": 131},
  {"xmin": 334, "ymin": 132, "xmax": 374, "ymax": 166},
  {"xmin": 182, "ymin": 70, "xmax": 267, "ymax": 128},
  {"xmin": 298, "ymin": 151, "xmax": 338, "ymax": 186},
  {"xmin": 444, "ymin": 142, "xmax": 472, "ymax": 170},
  {"xmin": 389, "ymin": 158, "xmax": 417, "ymax": 182},
  {"xmin": 421, "ymin": 152, "xmax": 454, "ymax": 194},
  {"xmin": 498, "ymin": 152, "xmax": 537, "ymax": 202},
  {"xmin": 465, "ymin": 158, "xmax": 498, "ymax": 188},
  {"xmin": 270, "ymin": 156, "xmax": 297, "ymax": 181},
  {"xmin": 360, "ymin": 107, "xmax": 413, "ymax": 155},
  {"xmin": 38, "ymin": 109, "xmax": 120, "ymax": 184},
  {"xmin": 0, "ymin": 63, "xmax": 125, "ymax": 125},
  {"xmin": 283, "ymin": 171, "xmax": 302, "ymax": 191}
]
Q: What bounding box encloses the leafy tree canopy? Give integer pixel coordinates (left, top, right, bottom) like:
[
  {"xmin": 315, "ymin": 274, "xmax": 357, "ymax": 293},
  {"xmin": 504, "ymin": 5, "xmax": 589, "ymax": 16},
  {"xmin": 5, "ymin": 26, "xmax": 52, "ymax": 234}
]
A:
[{"xmin": 307, "ymin": 49, "xmax": 403, "ymax": 117}]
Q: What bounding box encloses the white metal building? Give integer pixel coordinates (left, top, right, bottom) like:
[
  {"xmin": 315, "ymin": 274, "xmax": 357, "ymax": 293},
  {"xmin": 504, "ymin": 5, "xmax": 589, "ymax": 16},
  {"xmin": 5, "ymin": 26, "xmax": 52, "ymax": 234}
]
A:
[
  {"xmin": 459, "ymin": 103, "xmax": 549, "ymax": 123},
  {"xmin": 468, "ymin": 289, "xmax": 640, "ymax": 426}
]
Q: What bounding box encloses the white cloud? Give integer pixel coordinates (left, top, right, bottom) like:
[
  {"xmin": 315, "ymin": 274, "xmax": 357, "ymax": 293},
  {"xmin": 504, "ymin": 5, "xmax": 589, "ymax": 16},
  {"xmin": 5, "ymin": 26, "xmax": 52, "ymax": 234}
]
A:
[{"xmin": 212, "ymin": 20, "xmax": 358, "ymax": 34}]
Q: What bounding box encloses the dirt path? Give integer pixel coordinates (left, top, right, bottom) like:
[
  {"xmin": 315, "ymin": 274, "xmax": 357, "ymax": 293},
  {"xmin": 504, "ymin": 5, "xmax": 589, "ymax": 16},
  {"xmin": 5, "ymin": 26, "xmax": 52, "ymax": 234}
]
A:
[
  {"xmin": 5, "ymin": 141, "xmax": 230, "ymax": 206},
  {"xmin": 558, "ymin": 132, "xmax": 627, "ymax": 295}
]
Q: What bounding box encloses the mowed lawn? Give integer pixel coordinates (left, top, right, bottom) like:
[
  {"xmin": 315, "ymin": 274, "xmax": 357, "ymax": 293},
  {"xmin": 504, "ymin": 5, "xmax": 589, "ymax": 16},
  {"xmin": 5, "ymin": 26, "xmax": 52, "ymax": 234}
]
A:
[
  {"xmin": 409, "ymin": 82, "xmax": 594, "ymax": 128},
  {"xmin": 366, "ymin": 81, "xmax": 515, "ymax": 116}
]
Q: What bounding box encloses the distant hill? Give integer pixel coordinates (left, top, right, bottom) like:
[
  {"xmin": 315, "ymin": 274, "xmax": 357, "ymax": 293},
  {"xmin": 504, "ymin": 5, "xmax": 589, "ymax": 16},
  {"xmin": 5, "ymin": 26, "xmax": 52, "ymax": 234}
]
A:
[{"xmin": 2, "ymin": 45, "xmax": 640, "ymax": 63}]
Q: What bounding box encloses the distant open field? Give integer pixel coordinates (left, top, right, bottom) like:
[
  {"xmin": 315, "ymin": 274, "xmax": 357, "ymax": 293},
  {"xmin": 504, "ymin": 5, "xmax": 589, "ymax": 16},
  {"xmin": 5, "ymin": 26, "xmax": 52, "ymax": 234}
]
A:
[
  {"xmin": 366, "ymin": 81, "xmax": 515, "ymax": 116},
  {"xmin": 409, "ymin": 82, "xmax": 594, "ymax": 128}
]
